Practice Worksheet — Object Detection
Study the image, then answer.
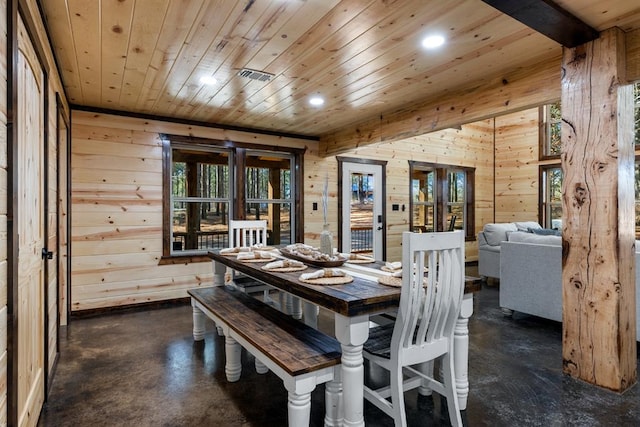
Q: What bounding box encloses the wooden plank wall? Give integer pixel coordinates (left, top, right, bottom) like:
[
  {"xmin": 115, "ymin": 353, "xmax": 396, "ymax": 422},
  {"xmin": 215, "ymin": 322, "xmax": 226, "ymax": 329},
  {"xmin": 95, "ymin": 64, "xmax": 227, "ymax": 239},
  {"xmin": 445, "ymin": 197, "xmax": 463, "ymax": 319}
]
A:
[
  {"xmin": 70, "ymin": 111, "xmax": 309, "ymax": 311},
  {"xmin": 304, "ymin": 120, "xmax": 495, "ymax": 262},
  {"xmin": 0, "ymin": 1, "xmax": 7, "ymax": 423},
  {"xmin": 13, "ymin": 2, "xmax": 71, "ymax": 422},
  {"xmin": 71, "ymin": 111, "xmax": 494, "ymax": 310},
  {"xmin": 494, "ymin": 108, "xmax": 543, "ymax": 223}
]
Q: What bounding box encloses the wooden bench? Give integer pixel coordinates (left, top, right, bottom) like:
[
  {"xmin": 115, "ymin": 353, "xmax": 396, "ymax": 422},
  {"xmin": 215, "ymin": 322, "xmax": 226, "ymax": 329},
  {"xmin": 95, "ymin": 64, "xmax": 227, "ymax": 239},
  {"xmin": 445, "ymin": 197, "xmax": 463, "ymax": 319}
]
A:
[{"xmin": 188, "ymin": 286, "xmax": 343, "ymax": 427}]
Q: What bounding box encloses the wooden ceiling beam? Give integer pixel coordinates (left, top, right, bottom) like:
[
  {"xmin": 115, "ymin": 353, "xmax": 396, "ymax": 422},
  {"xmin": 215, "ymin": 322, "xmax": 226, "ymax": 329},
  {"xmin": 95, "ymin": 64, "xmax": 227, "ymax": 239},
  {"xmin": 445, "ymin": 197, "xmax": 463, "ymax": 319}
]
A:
[
  {"xmin": 320, "ymin": 30, "xmax": 640, "ymax": 156},
  {"xmin": 320, "ymin": 55, "xmax": 561, "ymax": 156},
  {"xmin": 481, "ymin": 0, "xmax": 599, "ymax": 48}
]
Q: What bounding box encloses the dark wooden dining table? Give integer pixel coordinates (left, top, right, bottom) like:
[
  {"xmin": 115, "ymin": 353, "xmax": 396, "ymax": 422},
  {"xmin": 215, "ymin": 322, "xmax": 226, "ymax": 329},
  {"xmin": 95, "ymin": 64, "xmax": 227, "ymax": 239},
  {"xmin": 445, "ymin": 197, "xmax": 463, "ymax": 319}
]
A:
[{"xmin": 207, "ymin": 249, "xmax": 480, "ymax": 427}]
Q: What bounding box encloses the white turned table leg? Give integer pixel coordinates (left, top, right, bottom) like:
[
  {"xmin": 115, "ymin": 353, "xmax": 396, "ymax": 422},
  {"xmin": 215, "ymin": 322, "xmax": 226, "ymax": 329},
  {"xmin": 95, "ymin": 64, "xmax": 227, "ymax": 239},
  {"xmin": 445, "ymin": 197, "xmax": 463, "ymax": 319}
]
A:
[
  {"xmin": 255, "ymin": 358, "xmax": 269, "ymax": 374},
  {"xmin": 303, "ymin": 302, "xmax": 318, "ymax": 329},
  {"xmin": 287, "ymin": 391, "xmax": 312, "ymax": 427},
  {"xmin": 191, "ymin": 301, "xmax": 206, "ymax": 341},
  {"xmin": 324, "ymin": 366, "xmax": 343, "ymax": 427},
  {"xmin": 334, "ymin": 314, "xmax": 370, "ymax": 427},
  {"xmin": 454, "ymin": 294, "xmax": 474, "ymax": 410},
  {"xmin": 225, "ymin": 335, "xmax": 242, "ymax": 382}
]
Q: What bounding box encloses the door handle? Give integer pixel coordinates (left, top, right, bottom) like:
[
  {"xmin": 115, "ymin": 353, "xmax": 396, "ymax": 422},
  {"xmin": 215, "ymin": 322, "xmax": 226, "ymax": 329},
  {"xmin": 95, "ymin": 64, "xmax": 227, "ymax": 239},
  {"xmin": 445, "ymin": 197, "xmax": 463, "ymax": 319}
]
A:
[
  {"xmin": 377, "ymin": 226, "xmax": 383, "ymax": 231},
  {"xmin": 42, "ymin": 248, "xmax": 53, "ymax": 260}
]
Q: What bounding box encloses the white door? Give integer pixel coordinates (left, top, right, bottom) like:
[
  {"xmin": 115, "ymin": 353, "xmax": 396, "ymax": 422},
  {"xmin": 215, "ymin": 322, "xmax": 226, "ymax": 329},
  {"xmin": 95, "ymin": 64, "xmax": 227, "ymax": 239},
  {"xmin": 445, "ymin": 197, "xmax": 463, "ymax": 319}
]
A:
[
  {"xmin": 341, "ymin": 162, "xmax": 384, "ymax": 260},
  {"xmin": 17, "ymin": 17, "xmax": 46, "ymax": 427}
]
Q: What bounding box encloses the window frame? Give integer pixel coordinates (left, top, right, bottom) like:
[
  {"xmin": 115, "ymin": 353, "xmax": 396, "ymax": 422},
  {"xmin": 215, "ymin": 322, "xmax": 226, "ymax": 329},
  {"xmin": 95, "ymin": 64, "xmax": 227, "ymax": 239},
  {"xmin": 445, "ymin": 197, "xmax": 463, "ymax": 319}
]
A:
[
  {"xmin": 170, "ymin": 142, "xmax": 233, "ymax": 257},
  {"xmin": 244, "ymin": 149, "xmax": 296, "ymax": 246},
  {"xmin": 539, "ymin": 101, "xmax": 562, "ymax": 160},
  {"xmin": 408, "ymin": 161, "xmax": 475, "ymax": 241},
  {"xmin": 538, "ymin": 164, "xmax": 563, "ymax": 230},
  {"xmin": 160, "ymin": 134, "xmax": 305, "ymax": 264}
]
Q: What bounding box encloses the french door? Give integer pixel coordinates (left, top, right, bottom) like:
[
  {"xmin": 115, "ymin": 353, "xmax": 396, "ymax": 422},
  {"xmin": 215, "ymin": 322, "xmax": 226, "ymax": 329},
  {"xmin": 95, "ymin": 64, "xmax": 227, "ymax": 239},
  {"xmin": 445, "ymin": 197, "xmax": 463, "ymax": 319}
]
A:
[{"xmin": 338, "ymin": 158, "xmax": 386, "ymax": 260}]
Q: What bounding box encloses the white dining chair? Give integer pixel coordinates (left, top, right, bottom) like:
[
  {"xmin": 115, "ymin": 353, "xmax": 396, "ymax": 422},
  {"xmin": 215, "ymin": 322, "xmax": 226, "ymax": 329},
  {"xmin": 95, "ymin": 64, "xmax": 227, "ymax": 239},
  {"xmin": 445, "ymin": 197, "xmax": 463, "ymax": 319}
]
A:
[
  {"xmin": 363, "ymin": 230, "xmax": 465, "ymax": 427},
  {"xmin": 228, "ymin": 219, "xmax": 275, "ymax": 304},
  {"xmin": 227, "ymin": 219, "xmax": 276, "ymax": 373}
]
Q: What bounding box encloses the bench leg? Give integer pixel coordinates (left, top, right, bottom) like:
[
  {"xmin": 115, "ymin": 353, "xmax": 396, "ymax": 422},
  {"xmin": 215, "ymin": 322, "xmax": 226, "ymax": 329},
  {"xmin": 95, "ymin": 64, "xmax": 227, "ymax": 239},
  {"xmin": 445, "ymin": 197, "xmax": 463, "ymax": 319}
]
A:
[
  {"xmin": 324, "ymin": 367, "xmax": 343, "ymax": 427},
  {"xmin": 255, "ymin": 358, "xmax": 269, "ymax": 374},
  {"xmin": 287, "ymin": 391, "xmax": 312, "ymax": 427},
  {"xmin": 191, "ymin": 301, "xmax": 206, "ymax": 341},
  {"xmin": 225, "ymin": 336, "xmax": 242, "ymax": 382}
]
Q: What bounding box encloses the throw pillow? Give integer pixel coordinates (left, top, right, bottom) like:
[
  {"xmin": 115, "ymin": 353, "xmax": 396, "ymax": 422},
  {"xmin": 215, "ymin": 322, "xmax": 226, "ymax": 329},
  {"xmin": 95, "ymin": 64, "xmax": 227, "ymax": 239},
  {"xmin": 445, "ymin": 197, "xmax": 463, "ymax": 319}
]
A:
[
  {"xmin": 515, "ymin": 221, "xmax": 542, "ymax": 232},
  {"xmin": 483, "ymin": 223, "xmax": 517, "ymax": 246},
  {"xmin": 529, "ymin": 227, "xmax": 561, "ymax": 236}
]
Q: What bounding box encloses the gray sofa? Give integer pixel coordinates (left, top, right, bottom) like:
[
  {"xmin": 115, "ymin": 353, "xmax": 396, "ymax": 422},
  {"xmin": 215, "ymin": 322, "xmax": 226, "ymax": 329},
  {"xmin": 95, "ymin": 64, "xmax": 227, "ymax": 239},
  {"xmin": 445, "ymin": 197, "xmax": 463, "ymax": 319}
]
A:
[
  {"xmin": 500, "ymin": 231, "xmax": 640, "ymax": 341},
  {"xmin": 477, "ymin": 221, "xmax": 542, "ymax": 280}
]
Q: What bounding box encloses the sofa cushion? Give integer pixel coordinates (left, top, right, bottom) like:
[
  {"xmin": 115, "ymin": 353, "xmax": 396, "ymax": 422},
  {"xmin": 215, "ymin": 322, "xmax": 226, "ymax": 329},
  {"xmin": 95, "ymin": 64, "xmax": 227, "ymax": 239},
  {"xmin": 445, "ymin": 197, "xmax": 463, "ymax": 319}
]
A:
[
  {"xmin": 514, "ymin": 221, "xmax": 542, "ymax": 232},
  {"xmin": 507, "ymin": 231, "xmax": 561, "ymax": 246},
  {"xmin": 483, "ymin": 223, "xmax": 517, "ymax": 246}
]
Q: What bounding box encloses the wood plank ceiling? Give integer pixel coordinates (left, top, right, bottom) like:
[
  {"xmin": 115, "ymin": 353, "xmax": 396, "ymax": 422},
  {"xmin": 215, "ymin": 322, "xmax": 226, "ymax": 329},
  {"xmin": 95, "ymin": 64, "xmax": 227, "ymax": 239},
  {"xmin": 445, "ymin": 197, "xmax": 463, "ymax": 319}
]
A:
[{"xmin": 41, "ymin": 0, "xmax": 640, "ymax": 138}]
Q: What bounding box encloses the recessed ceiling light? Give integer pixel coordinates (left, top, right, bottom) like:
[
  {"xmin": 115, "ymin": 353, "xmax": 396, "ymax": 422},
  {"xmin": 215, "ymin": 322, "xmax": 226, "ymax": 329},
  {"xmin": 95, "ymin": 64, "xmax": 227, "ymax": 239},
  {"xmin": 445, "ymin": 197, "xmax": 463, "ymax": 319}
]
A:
[
  {"xmin": 309, "ymin": 96, "xmax": 324, "ymax": 106},
  {"xmin": 421, "ymin": 35, "xmax": 445, "ymax": 49},
  {"xmin": 200, "ymin": 76, "xmax": 217, "ymax": 85}
]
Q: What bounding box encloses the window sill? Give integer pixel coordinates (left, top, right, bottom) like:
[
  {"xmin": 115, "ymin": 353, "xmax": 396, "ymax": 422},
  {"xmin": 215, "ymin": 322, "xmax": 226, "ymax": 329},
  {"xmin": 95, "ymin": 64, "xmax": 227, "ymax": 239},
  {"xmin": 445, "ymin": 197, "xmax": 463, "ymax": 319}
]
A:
[{"xmin": 159, "ymin": 254, "xmax": 211, "ymax": 265}]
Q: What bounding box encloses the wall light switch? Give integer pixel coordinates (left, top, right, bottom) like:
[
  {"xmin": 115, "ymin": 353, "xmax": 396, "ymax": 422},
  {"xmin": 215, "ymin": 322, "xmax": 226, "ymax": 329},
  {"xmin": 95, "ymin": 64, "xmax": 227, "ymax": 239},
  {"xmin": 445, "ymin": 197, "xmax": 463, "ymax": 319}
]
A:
[{"xmin": 313, "ymin": 202, "xmax": 318, "ymax": 210}]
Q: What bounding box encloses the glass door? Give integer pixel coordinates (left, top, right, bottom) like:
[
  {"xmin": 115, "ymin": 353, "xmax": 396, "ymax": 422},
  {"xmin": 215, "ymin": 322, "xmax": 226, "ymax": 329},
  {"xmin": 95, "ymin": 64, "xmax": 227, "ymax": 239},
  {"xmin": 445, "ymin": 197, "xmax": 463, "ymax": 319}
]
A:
[{"xmin": 340, "ymin": 162, "xmax": 385, "ymax": 260}]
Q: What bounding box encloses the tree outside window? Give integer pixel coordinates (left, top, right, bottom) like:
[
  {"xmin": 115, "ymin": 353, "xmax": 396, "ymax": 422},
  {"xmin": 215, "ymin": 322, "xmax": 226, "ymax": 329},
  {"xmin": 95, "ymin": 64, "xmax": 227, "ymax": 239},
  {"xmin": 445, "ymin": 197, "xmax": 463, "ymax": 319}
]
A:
[
  {"xmin": 409, "ymin": 161, "xmax": 474, "ymax": 239},
  {"xmin": 540, "ymin": 165, "xmax": 563, "ymax": 230},
  {"xmin": 635, "ymin": 83, "xmax": 640, "ymax": 146},
  {"xmin": 170, "ymin": 145, "xmax": 231, "ymax": 254},
  {"xmin": 245, "ymin": 151, "xmax": 295, "ymax": 246},
  {"xmin": 540, "ymin": 101, "xmax": 562, "ymax": 158}
]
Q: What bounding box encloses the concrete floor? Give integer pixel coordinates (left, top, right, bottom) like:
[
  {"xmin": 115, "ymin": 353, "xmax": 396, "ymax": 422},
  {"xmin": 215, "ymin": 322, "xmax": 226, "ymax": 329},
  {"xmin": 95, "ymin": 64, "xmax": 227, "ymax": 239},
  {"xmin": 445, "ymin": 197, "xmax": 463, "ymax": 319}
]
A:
[{"xmin": 38, "ymin": 278, "xmax": 640, "ymax": 426}]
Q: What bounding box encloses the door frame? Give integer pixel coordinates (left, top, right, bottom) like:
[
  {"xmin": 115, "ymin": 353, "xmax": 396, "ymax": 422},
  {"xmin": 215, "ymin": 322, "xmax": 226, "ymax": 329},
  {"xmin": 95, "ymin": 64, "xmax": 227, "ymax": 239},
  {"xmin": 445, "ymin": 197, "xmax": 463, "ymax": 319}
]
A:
[
  {"xmin": 56, "ymin": 93, "xmax": 70, "ymax": 327},
  {"xmin": 336, "ymin": 156, "xmax": 387, "ymax": 261}
]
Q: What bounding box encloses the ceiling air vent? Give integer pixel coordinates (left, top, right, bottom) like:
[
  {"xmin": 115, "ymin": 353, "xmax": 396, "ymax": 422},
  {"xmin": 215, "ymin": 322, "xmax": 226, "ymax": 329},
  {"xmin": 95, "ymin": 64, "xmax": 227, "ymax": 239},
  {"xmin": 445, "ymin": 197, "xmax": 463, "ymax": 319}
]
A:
[{"xmin": 238, "ymin": 68, "xmax": 275, "ymax": 82}]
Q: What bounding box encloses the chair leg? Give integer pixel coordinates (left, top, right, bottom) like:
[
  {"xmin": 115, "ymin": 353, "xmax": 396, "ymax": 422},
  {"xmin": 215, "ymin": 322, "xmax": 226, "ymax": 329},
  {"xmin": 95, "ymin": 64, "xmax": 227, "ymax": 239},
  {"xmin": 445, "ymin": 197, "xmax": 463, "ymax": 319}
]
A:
[
  {"xmin": 442, "ymin": 352, "xmax": 463, "ymax": 427},
  {"xmin": 390, "ymin": 362, "xmax": 408, "ymax": 427}
]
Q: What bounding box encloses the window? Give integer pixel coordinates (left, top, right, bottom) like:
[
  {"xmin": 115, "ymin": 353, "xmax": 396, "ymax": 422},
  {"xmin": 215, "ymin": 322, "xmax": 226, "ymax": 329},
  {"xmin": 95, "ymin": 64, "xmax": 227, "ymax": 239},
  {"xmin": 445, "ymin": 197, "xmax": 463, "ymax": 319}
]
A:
[
  {"xmin": 540, "ymin": 101, "xmax": 562, "ymax": 158},
  {"xmin": 245, "ymin": 151, "xmax": 295, "ymax": 246},
  {"xmin": 635, "ymin": 83, "xmax": 640, "ymax": 146},
  {"xmin": 636, "ymin": 161, "xmax": 640, "ymax": 237},
  {"xmin": 540, "ymin": 165, "xmax": 563, "ymax": 229},
  {"xmin": 409, "ymin": 161, "xmax": 475, "ymax": 240},
  {"xmin": 161, "ymin": 135, "xmax": 304, "ymax": 261},
  {"xmin": 411, "ymin": 168, "xmax": 435, "ymax": 232}
]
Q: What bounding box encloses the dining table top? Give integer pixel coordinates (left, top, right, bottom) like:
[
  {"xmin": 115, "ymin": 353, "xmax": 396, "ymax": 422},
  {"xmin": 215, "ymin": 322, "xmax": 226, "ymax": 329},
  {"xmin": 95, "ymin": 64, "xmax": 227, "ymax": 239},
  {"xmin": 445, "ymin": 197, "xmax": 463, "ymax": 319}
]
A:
[{"xmin": 208, "ymin": 248, "xmax": 481, "ymax": 318}]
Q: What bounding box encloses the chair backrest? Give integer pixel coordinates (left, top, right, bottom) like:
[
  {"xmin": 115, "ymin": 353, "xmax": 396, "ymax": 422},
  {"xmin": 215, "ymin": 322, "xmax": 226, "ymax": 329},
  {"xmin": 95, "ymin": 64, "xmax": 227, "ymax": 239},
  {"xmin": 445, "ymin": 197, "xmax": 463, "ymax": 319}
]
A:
[
  {"xmin": 229, "ymin": 220, "xmax": 268, "ymax": 247},
  {"xmin": 392, "ymin": 231, "xmax": 465, "ymax": 363}
]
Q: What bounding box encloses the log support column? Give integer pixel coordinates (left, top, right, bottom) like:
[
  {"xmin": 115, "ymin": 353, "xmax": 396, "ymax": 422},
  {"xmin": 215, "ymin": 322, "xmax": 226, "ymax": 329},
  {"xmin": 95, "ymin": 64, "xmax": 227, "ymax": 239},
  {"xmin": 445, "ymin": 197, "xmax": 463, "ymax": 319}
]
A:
[{"xmin": 561, "ymin": 27, "xmax": 637, "ymax": 391}]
